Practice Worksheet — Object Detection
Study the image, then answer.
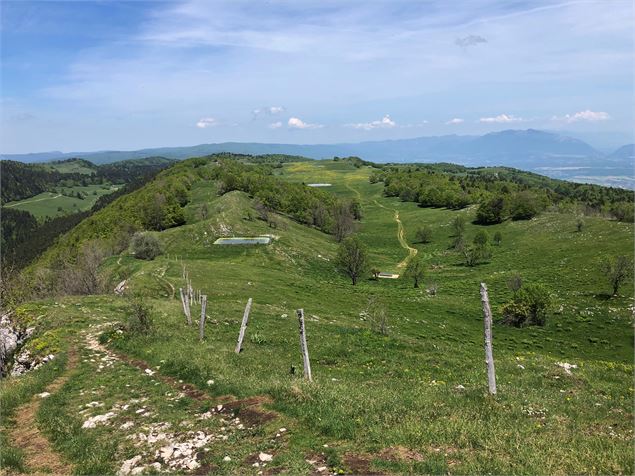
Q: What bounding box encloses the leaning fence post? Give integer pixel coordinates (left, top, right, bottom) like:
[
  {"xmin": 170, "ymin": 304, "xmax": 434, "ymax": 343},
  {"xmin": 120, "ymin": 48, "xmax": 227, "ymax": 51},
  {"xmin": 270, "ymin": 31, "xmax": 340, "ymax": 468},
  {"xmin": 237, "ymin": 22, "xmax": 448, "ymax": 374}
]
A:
[
  {"xmin": 296, "ymin": 309, "xmax": 313, "ymax": 382},
  {"xmin": 179, "ymin": 288, "xmax": 189, "ymax": 323},
  {"xmin": 199, "ymin": 295, "xmax": 207, "ymax": 340},
  {"xmin": 184, "ymin": 292, "xmax": 192, "ymax": 326},
  {"xmin": 235, "ymin": 298, "xmax": 252, "ymax": 354},
  {"xmin": 480, "ymin": 282, "xmax": 497, "ymax": 395}
]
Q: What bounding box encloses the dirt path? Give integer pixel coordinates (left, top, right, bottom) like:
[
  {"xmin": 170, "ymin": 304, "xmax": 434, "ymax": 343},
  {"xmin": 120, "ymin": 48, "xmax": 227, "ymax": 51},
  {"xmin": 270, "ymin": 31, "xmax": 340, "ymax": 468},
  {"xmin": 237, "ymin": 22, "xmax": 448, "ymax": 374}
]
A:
[
  {"xmin": 373, "ymin": 200, "xmax": 417, "ymax": 269},
  {"xmin": 5, "ymin": 194, "xmax": 62, "ymax": 208},
  {"xmin": 395, "ymin": 211, "xmax": 417, "ymax": 269},
  {"xmin": 9, "ymin": 349, "xmax": 79, "ymax": 475}
]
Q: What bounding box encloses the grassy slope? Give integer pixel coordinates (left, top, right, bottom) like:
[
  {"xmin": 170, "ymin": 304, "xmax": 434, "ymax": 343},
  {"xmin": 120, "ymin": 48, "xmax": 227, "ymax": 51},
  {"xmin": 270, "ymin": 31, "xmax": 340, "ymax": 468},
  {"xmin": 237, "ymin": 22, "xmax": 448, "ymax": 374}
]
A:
[
  {"xmin": 4, "ymin": 184, "xmax": 120, "ymax": 221},
  {"xmin": 2, "ymin": 159, "xmax": 633, "ymax": 475}
]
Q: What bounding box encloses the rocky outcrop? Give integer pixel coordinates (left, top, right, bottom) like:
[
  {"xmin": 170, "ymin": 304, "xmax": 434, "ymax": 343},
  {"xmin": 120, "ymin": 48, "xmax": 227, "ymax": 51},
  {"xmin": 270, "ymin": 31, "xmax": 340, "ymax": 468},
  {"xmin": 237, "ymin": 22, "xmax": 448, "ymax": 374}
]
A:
[{"xmin": 0, "ymin": 313, "xmax": 34, "ymax": 377}]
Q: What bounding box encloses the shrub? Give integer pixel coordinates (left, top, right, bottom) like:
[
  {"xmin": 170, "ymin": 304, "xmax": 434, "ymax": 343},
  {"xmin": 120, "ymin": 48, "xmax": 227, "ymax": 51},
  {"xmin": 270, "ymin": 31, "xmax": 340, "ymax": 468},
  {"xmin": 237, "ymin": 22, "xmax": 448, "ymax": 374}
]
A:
[
  {"xmin": 473, "ymin": 230, "xmax": 489, "ymax": 246},
  {"xmin": 576, "ymin": 219, "xmax": 584, "ymax": 232},
  {"xmin": 365, "ymin": 296, "xmax": 389, "ymax": 335},
  {"xmin": 404, "ymin": 256, "xmax": 425, "ymax": 288},
  {"xmin": 493, "ymin": 231, "xmax": 502, "ymax": 245},
  {"xmin": 125, "ymin": 296, "xmax": 153, "ymax": 334},
  {"xmin": 507, "ymin": 272, "xmax": 523, "ymax": 294},
  {"xmin": 500, "ymin": 284, "xmax": 551, "ymax": 327},
  {"xmin": 415, "ymin": 226, "xmax": 433, "ymax": 244},
  {"xmin": 130, "ymin": 233, "xmax": 161, "ymax": 260}
]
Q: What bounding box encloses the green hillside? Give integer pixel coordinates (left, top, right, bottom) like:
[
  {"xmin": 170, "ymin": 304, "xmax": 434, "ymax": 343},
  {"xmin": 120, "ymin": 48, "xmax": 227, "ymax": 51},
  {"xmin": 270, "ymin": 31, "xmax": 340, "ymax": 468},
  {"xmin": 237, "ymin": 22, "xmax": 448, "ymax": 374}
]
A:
[{"xmin": 2, "ymin": 156, "xmax": 633, "ymax": 475}]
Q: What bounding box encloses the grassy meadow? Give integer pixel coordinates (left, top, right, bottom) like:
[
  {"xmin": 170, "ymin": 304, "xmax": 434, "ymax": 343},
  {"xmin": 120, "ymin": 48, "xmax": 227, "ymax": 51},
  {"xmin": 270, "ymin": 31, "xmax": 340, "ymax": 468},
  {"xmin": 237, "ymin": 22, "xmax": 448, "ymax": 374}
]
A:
[
  {"xmin": 2, "ymin": 159, "xmax": 633, "ymax": 475},
  {"xmin": 4, "ymin": 184, "xmax": 120, "ymax": 221}
]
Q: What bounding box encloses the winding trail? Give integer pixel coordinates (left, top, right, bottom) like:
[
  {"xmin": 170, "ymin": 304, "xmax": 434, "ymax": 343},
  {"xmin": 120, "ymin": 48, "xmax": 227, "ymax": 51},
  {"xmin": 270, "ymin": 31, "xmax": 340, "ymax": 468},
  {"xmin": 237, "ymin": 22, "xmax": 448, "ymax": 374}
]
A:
[
  {"xmin": 9, "ymin": 349, "xmax": 78, "ymax": 475},
  {"xmin": 394, "ymin": 210, "xmax": 418, "ymax": 269},
  {"xmin": 373, "ymin": 200, "xmax": 417, "ymax": 269}
]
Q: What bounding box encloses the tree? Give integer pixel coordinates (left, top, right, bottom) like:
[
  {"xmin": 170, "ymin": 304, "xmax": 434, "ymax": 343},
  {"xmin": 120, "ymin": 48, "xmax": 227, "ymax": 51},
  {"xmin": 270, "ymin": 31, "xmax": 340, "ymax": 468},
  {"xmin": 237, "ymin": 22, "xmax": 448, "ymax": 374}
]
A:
[
  {"xmin": 500, "ymin": 283, "xmax": 551, "ymax": 327},
  {"xmin": 415, "ymin": 226, "xmax": 433, "ymax": 244},
  {"xmin": 510, "ymin": 191, "xmax": 540, "ymax": 220},
  {"xmin": 600, "ymin": 256, "xmax": 633, "ymax": 296},
  {"xmin": 404, "ymin": 256, "xmax": 425, "ymax": 288},
  {"xmin": 493, "ymin": 231, "xmax": 502, "ymax": 246},
  {"xmin": 333, "ymin": 202, "xmax": 355, "ymax": 242},
  {"xmin": 476, "ymin": 196, "xmax": 507, "ymax": 224},
  {"xmin": 336, "ymin": 235, "xmax": 368, "ymax": 285},
  {"xmin": 451, "ymin": 216, "xmax": 466, "ymax": 249},
  {"xmin": 131, "ymin": 232, "xmax": 162, "ymax": 260}
]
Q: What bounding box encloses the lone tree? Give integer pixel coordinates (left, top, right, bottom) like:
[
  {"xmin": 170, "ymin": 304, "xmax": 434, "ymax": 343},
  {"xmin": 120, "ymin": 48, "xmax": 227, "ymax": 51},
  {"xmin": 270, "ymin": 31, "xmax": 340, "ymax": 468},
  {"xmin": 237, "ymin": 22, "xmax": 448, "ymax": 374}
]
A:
[
  {"xmin": 601, "ymin": 256, "xmax": 633, "ymax": 296},
  {"xmin": 404, "ymin": 256, "xmax": 425, "ymax": 288},
  {"xmin": 333, "ymin": 202, "xmax": 355, "ymax": 242},
  {"xmin": 415, "ymin": 226, "xmax": 433, "ymax": 244},
  {"xmin": 451, "ymin": 216, "xmax": 466, "ymax": 249},
  {"xmin": 336, "ymin": 235, "xmax": 368, "ymax": 285}
]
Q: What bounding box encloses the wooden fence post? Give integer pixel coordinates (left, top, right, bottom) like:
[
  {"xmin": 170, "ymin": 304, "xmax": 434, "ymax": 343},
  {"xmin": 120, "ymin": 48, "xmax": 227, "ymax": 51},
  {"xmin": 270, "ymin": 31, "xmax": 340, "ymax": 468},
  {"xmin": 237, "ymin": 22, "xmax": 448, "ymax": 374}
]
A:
[
  {"xmin": 199, "ymin": 295, "xmax": 207, "ymax": 340},
  {"xmin": 235, "ymin": 298, "xmax": 252, "ymax": 354},
  {"xmin": 184, "ymin": 292, "xmax": 192, "ymax": 326},
  {"xmin": 179, "ymin": 288, "xmax": 190, "ymax": 324},
  {"xmin": 296, "ymin": 309, "xmax": 312, "ymax": 382},
  {"xmin": 480, "ymin": 283, "xmax": 497, "ymax": 395}
]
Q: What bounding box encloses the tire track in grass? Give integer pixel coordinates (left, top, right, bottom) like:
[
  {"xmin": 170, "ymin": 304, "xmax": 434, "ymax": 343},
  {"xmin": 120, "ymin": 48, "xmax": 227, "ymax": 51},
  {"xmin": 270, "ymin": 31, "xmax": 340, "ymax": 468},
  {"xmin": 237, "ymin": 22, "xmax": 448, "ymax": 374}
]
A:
[{"xmin": 8, "ymin": 349, "xmax": 78, "ymax": 475}]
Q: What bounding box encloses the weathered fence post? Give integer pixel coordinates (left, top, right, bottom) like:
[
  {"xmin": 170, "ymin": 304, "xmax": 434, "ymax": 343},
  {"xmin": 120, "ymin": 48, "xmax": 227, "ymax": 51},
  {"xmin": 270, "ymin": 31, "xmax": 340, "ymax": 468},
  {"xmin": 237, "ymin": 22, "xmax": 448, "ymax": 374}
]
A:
[
  {"xmin": 480, "ymin": 282, "xmax": 497, "ymax": 395},
  {"xmin": 184, "ymin": 292, "xmax": 192, "ymax": 326},
  {"xmin": 296, "ymin": 309, "xmax": 313, "ymax": 382},
  {"xmin": 235, "ymin": 298, "xmax": 252, "ymax": 354},
  {"xmin": 199, "ymin": 295, "xmax": 207, "ymax": 340},
  {"xmin": 179, "ymin": 287, "xmax": 190, "ymax": 324}
]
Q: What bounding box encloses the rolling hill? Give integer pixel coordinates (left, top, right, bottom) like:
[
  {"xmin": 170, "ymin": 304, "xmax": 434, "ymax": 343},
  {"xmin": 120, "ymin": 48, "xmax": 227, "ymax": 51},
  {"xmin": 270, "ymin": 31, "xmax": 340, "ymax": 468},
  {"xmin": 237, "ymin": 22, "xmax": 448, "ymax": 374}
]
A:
[{"xmin": 1, "ymin": 154, "xmax": 633, "ymax": 475}]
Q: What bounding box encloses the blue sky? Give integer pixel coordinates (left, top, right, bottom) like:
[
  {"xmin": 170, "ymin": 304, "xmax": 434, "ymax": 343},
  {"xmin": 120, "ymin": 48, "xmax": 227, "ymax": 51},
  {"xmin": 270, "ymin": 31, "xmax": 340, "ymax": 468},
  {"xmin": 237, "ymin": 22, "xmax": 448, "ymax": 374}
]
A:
[{"xmin": 1, "ymin": 0, "xmax": 633, "ymax": 153}]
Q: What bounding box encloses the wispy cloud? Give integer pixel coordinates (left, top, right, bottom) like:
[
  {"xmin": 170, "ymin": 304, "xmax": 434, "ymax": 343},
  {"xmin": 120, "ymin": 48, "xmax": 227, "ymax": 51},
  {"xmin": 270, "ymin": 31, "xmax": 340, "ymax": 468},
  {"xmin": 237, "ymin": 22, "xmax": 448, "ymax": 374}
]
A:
[
  {"xmin": 446, "ymin": 118, "xmax": 464, "ymax": 125},
  {"xmin": 196, "ymin": 117, "xmax": 219, "ymax": 128},
  {"xmin": 479, "ymin": 114, "xmax": 523, "ymax": 123},
  {"xmin": 455, "ymin": 35, "xmax": 487, "ymax": 48},
  {"xmin": 552, "ymin": 110, "xmax": 611, "ymax": 123},
  {"xmin": 253, "ymin": 106, "xmax": 285, "ymax": 119},
  {"xmin": 346, "ymin": 114, "xmax": 396, "ymax": 130},
  {"xmin": 268, "ymin": 121, "xmax": 282, "ymax": 129},
  {"xmin": 288, "ymin": 117, "xmax": 323, "ymax": 129}
]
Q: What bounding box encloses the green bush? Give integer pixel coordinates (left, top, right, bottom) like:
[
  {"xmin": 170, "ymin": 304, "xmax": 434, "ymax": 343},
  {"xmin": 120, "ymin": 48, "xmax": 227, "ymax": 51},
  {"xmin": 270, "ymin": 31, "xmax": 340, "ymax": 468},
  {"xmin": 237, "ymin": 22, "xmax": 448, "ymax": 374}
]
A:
[
  {"xmin": 130, "ymin": 233, "xmax": 161, "ymax": 260},
  {"xmin": 500, "ymin": 283, "xmax": 551, "ymax": 327},
  {"xmin": 125, "ymin": 296, "xmax": 153, "ymax": 334}
]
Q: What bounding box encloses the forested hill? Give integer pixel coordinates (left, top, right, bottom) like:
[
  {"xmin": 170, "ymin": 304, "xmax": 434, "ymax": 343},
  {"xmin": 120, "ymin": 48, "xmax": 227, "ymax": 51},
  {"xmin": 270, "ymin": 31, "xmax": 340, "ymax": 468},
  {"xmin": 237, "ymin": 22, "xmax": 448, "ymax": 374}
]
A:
[
  {"xmin": 372, "ymin": 163, "xmax": 634, "ymax": 223},
  {"xmin": 0, "ymin": 157, "xmax": 175, "ymax": 203}
]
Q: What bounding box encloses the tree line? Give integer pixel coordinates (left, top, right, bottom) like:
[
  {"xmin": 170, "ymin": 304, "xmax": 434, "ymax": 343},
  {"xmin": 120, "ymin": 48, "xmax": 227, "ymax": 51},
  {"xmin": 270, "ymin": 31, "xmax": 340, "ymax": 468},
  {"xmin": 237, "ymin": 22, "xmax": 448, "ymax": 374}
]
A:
[{"xmin": 372, "ymin": 164, "xmax": 634, "ymax": 223}]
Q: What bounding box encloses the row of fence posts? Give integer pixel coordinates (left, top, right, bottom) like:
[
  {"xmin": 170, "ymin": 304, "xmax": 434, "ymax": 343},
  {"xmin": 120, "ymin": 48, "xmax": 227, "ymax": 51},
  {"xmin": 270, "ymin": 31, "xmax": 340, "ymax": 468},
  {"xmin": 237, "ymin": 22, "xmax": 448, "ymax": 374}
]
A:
[{"xmin": 177, "ymin": 264, "xmax": 495, "ymax": 390}]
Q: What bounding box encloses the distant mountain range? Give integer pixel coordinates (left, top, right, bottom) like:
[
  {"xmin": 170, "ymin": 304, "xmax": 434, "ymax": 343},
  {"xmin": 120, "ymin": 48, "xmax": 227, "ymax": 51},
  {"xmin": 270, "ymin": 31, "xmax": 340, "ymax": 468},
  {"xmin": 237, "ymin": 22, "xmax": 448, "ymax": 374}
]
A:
[{"xmin": 2, "ymin": 130, "xmax": 633, "ymax": 188}]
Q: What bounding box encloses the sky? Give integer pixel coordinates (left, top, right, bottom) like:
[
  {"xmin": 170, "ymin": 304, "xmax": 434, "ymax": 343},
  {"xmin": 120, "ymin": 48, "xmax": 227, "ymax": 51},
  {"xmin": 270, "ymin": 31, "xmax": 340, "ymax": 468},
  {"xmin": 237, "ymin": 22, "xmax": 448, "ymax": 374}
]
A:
[{"xmin": 1, "ymin": 0, "xmax": 633, "ymax": 154}]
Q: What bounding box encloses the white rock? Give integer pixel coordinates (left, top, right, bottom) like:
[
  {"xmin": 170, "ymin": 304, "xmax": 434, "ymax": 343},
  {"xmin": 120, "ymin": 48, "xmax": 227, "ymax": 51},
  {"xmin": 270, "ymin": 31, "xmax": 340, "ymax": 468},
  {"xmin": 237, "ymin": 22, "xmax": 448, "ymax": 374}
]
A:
[
  {"xmin": 82, "ymin": 412, "xmax": 116, "ymax": 429},
  {"xmin": 144, "ymin": 369, "xmax": 155, "ymax": 376},
  {"xmin": 455, "ymin": 385, "xmax": 465, "ymax": 390},
  {"xmin": 206, "ymin": 379, "xmax": 214, "ymax": 386},
  {"xmin": 555, "ymin": 362, "xmax": 578, "ymax": 374},
  {"xmin": 38, "ymin": 392, "xmax": 51, "ymax": 398},
  {"xmin": 120, "ymin": 421, "xmax": 135, "ymax": 430},
  {"xmin": 258, "ymin": 452, "xmax": 273, "ymax": 462},
  {"xmin": 117, "ymin": 455, "xmax": 142, "ymax": 476},
  {"xmin": 223, "ymin": 456, "xmax": 231, "ymax": 462}
]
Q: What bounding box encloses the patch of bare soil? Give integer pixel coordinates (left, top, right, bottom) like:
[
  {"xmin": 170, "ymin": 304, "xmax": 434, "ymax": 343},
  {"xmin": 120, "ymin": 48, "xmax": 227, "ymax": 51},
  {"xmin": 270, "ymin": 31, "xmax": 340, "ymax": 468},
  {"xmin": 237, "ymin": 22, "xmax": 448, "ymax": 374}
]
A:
[
  {"xmin": 379, "ymin": 445, "xmax": 425, "ymax": 463},
  {"xmin": 8, "ymin": 349, "xmax": 78, "ymax": 475},
  {"xmin": 343, "ymin": 453, "xmax": 385, "ymax": 475}
]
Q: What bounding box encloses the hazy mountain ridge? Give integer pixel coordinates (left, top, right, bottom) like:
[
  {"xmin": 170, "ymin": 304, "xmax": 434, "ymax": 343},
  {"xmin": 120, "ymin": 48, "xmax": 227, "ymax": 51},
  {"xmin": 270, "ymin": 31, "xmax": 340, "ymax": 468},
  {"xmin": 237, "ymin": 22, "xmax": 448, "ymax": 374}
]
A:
[{"xmin": 2, "ymin": 130, "xmax": 632, "ymax": 188}]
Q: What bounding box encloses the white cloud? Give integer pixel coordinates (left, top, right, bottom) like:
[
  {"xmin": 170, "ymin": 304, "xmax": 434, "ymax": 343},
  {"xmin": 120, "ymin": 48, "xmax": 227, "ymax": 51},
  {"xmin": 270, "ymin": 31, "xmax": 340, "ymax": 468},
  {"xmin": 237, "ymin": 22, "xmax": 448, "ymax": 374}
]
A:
[
  {"xmin": 288, "ymin": 117, "xmax": 323, "ymax": 129},
  {"xmin": 196, "ymin": 117, "xmax": 219, "ymax": 128},
  {"xmin": 268, "ymin": 121, "xmax": 282, "ymax": 129},
  {"xmin": 553, "ymin": 110, "xmax": 611, "ymax": 123},
  {"xmin": 445, "ymin": 118, "xmax": 464, "ymax": 125},
  {"xmin": 479, "ymin": 114, "xmax": 523, "ymax": 123},
  {"xmin": 347, "ymin": 114, "xmax": 396, "ymax": 130}
]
